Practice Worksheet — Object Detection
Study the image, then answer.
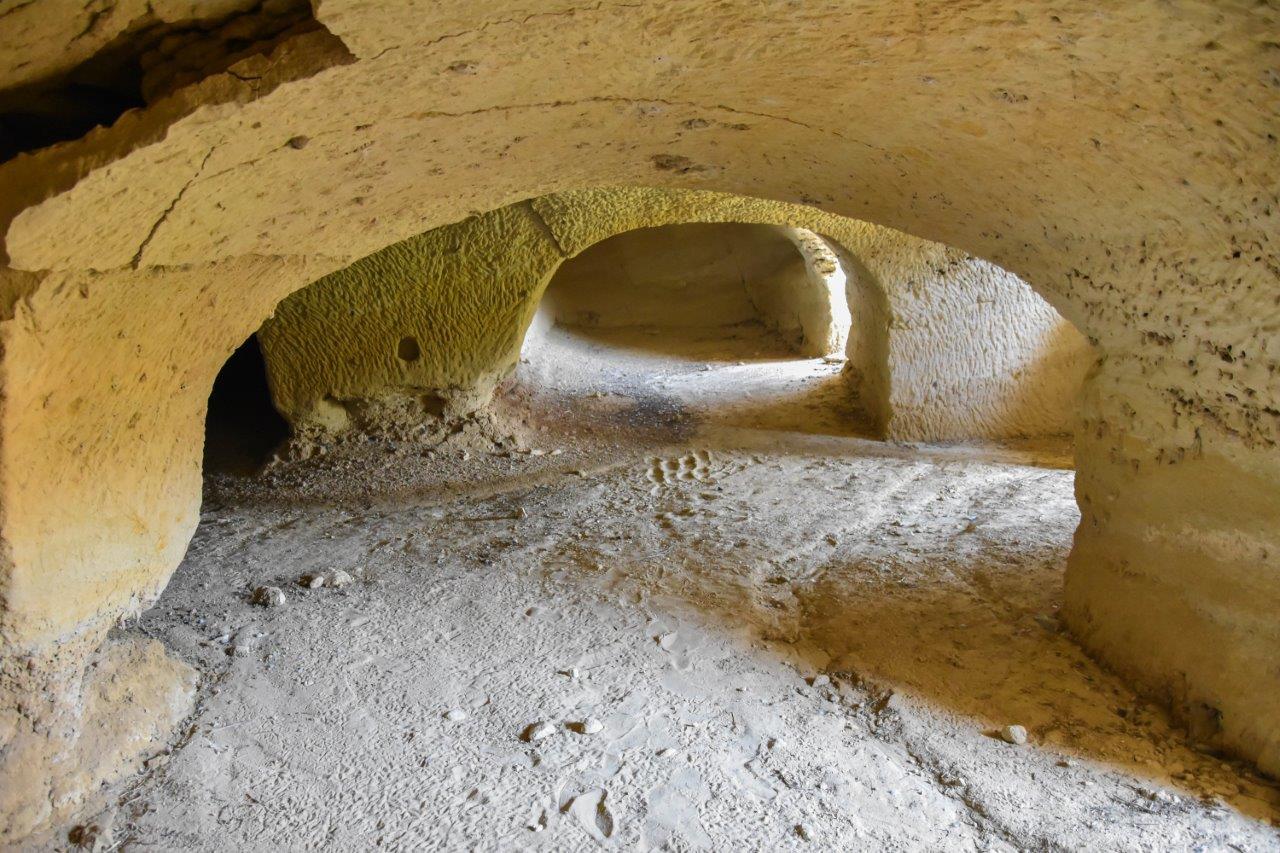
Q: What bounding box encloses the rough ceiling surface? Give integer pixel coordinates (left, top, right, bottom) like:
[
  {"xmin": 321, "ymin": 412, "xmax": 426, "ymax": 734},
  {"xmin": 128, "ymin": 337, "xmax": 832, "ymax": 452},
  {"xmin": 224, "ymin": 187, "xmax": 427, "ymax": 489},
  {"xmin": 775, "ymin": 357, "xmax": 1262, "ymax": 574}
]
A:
[{"xmin": 0, "ymin": 0, "xmax": 1276, "ymax": 842}]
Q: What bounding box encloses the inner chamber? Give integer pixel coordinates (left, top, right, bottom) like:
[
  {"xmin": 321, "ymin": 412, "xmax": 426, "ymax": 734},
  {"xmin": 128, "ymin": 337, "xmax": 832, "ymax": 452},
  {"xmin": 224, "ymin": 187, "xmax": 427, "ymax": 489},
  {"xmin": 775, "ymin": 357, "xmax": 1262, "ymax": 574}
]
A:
[{"xmin": 518, "ymin": 221, "xmax": 867, "ymax": 437}]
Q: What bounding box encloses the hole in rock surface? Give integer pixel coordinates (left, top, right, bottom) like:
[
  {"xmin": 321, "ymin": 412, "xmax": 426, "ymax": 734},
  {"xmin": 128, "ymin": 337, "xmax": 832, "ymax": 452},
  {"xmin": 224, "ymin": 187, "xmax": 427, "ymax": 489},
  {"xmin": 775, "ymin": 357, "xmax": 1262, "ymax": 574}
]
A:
[
  {"xmin": 203, "ymin": 334, "xmax": 289, "ymax": 475},
  {"xmin": 397, "ymin": 335, "xmax": 422, "ymax": 362}
]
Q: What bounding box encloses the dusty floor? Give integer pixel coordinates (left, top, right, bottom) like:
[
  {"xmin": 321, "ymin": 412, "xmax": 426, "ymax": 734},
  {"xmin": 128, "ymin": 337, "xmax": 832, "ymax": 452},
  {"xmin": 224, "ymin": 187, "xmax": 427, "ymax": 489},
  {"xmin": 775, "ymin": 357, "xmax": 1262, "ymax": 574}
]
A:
[{"xmin": 47, "ymin": 324, "xmax": 1280, "ymax": 850}]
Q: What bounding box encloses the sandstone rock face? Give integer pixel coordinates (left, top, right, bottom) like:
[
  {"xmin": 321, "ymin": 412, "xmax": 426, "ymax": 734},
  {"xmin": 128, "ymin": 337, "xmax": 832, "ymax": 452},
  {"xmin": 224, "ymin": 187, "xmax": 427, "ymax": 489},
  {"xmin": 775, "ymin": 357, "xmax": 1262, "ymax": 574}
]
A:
[
  {"xmin": 547, "ymin": 223, "xmax": 803, "ymax": 334},
  {"xmin": 766, "ymin": 227, "xmax": 849, "ymax": 358},
  {"xmin": 0, "ymin": 635, "xmax": 196, "ymax": 841},
  {"xmin": 855, "ymin": 235, "xmax": 1093, "ymax": 441},
  {"xmin": 0, "ymin": 0, "xmax": 1276, "ymax": 841},
  {"xmin": 538, "ymin": 220, "xmax": 846, "ymax": 360}
]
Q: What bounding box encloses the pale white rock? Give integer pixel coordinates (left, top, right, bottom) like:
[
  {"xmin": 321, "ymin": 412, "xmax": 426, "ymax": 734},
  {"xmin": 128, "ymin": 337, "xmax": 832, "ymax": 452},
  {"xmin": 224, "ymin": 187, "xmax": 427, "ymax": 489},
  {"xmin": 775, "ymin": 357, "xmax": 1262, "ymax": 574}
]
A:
[
  {"xmin": 524, "ymin": 721, "xmax": 556, "ymax": 741},
  {"xmin": 567, "ymin": 789, "xmax": 615, "ymax": 841},
  {"xmin": 252, "ymin": 586, "xmax": 287, "ymax": 607},
  {"xmin": 571, "ymin": 718, "xmax": 604, "ymax": 735},
  {"xmin": 326, "ymin": 570, "xmax": 355, "ymax": 588},
  {"xmin": 445, "ymin": 708, "xmax": 468, "ymax": 722},
  {"xmin": 1000, "ymin": 724, "xmax": 1029, "ymax": 745},
  {"xmin": 302, "ymin": 569, "xmax": 356, "ymax": 589}
]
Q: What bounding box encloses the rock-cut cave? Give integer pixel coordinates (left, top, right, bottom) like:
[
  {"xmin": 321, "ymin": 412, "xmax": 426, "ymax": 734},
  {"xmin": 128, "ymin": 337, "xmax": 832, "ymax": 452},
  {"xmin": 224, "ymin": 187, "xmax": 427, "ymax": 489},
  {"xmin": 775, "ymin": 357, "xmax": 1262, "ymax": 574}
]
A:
[{"xmin": 0, "ymin": 1, "xmax": 1277, "ymax": 848}]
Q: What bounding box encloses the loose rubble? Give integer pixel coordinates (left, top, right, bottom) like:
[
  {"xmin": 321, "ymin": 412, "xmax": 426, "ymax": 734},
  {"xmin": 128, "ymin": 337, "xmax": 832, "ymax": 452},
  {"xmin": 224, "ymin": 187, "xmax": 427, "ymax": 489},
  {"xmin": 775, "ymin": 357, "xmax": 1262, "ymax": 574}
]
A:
[
  {"xmin": 300, "ymin": 569, "xmax": 354, "ymax": 589},
  {"xmin": 251, "ymin": 586, "xmax": 286, "ymax": 607}
]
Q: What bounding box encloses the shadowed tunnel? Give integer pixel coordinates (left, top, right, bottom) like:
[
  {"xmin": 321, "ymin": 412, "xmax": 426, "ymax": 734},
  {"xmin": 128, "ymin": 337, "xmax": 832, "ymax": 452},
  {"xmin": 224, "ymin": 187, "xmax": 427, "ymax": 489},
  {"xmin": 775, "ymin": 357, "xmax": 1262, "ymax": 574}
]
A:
[{"xmin": 204, "ymin": 335, "xmax": 290, "ymax": 475}]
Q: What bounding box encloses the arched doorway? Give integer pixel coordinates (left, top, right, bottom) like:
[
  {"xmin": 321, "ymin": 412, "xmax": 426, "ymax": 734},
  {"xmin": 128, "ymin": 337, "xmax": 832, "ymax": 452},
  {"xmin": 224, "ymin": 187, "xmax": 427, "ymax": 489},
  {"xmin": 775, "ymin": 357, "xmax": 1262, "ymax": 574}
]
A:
[
  {"xmin": 517, "ymin": 221, "xmax": 866, "ymax": 437},
  {"xmin": 204, "ymin": 334, "xmax": 290, "ymax": 476}
]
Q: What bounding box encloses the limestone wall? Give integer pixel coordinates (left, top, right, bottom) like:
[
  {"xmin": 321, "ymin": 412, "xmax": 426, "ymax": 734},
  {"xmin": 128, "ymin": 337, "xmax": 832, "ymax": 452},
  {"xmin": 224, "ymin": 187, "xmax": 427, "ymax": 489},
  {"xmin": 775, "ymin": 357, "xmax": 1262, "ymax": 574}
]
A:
[
  {"xmin": 258, "ymin": 202, "xmax": 561, "ymax": 435},
  {"xmin": 257, "ymin": 190, "xmax": 893, "ymax": 436},
  {"xmin": 0, "ymin": 256, "xmax": 332, "ymax": 840},
  {"xmin": 738, "ymin": 227, "xmax": 839, "ymax": 356},
  {"xmin": 0, "ymin": 0, "xmax": 1275, "ymax": 839},
  {"xmin": 863, "ymin": 238, "xmax": 1093, "ymax": 441},
  {"xmin": 543, "ymin": 222, "xmax": 792, "ymax": 331},
  {"xmin": 835, "ymin": 247, "xmax": 892, "ymax": 435},
  {"xmin": 773, "ymin": 228, "xmax": 850, "ymax": 358}
]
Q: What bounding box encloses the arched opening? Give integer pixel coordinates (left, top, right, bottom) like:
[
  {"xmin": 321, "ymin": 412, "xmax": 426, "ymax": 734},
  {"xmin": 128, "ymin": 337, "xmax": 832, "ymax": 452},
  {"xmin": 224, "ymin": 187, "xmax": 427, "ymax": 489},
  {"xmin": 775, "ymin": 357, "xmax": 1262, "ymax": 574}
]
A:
[
  {"xmin": 203, "ymin": 333, "xmax": 290, "ymax": 476},
  {"xmin": 517, "ymin": 221, "xmax": 866, "ymax": 436}
]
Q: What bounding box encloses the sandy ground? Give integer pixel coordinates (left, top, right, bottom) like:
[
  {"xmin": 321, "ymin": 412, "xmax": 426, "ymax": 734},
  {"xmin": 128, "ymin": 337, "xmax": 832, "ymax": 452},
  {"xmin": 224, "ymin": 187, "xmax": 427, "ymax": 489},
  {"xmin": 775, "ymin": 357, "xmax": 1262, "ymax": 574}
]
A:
[{"xmin": 46, "ymin": 323, "xmax": 1280, "ymax": 851}]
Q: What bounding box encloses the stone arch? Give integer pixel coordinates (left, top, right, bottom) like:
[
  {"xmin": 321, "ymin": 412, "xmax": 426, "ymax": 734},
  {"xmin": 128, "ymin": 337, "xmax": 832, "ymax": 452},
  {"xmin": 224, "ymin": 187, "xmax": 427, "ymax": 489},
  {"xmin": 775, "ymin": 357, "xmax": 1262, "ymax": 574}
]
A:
[{"xmin": 258, "ymin": 187, "xmax": 1088, "ymax": 444}]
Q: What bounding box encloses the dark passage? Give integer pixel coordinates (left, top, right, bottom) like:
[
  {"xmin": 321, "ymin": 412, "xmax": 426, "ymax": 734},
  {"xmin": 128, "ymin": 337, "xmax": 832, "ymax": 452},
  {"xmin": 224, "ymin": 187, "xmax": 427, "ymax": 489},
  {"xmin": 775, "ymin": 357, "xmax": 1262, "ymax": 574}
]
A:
[
  {"xmin": 204, "ymin": 335, "xmax": 289, "ymax": 475},
  {"xmin": 0, "ymin": 0, "xmax": 324, "ymax": 162}
]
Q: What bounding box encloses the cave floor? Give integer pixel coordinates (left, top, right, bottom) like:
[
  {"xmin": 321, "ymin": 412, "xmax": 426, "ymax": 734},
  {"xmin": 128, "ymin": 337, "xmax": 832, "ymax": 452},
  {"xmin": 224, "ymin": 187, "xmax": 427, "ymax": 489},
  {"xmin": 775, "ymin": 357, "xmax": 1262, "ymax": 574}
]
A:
[{"xmin": 67, "ymin": 324, "xmax": 1279, "ymax": 850}]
